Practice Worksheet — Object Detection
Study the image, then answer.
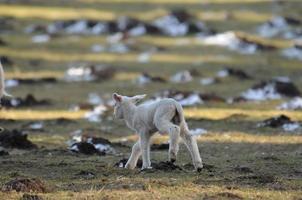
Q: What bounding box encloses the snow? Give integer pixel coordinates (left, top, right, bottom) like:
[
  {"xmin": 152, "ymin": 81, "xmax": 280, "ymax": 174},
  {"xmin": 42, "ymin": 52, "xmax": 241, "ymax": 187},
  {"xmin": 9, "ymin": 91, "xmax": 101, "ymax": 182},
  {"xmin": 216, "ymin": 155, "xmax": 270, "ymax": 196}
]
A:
[
  {"xmin": 170, "ymin": 70, "xmax": 193, "ymax": 83},
  {"xmin": 29, "ymin": 122, "xmax": 44, "ymax": 130},
  {"xmin": 64, "ymin": 66, "xmax": 95, "ymax": 82},
  {"xmin": 216, "ymin": 69, "xmax": 229, "ymax": 78},
  {"xmin": 128, "ymin": 25, "xmax": 146, "ymax": 36},
  {"xmin": 31, "ymin": 34, "xmax": 50, "ymax": 43},
  {"xmin": 277, "ymin": 97, "xmax": 302, "ymax": 110},
  {"xmin": 282, "ymin": 123, "xmax": 300, "ymax": 132},
  {"xmin": 282, "ymin": 45, "xmax": 302, "ymax": 61},
  {"xmin": 91, "ymin": 44, "xmax": 105, "ymax": 53},
  {"xmin": 241, "ymin": 83, "xmax": 281, "ymax": 101},
  {"xmin": 137, "ymin": 51, "xmax": 152, "ymax": 63},
  {"xmin": 84, "ymin": 105, "xmax": 107, "ymax": 122},
  {"xmin": 200, "ymin": 31, "xmax": 257, "ymax": 54},
  {"xmin": 200, "ymin": 77, "xmax": 215, "ymax": 85},
  {"xmin": 135, "ymin": 74, "xmax": 151, "ymax": 86},
  {"xmin": 153, "ymin": 15, "xmax": 188, "ymax": 36},
  {"xmin": 88, "ymin": 93, "xmax": 103, "ymax": 105},
  {"xmin": 178, "ymin": 93, "xmax": 203, "ymax": 106},
  {"xmin": 257, "ymin": 16, "xmax": 288, "ymax": 38},
  {"xmin": 190, "ymin": 128, "xmax": 207, "ymax": 136},
  {"xmin": 5, "ymin": 79, "xmax": 19, "ymax": 88}
]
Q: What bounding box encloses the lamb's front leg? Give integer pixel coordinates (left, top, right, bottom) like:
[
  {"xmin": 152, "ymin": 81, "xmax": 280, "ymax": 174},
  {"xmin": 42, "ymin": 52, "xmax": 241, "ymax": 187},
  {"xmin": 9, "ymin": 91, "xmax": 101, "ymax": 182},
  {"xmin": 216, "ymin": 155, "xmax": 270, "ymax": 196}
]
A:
[
  {"xmin": 125, "ymin": 141, "xmax": 141, "ymax": 169},
  {"xmin": 140, "ymin": 132, "xmax": 151, "ymax": 170}
]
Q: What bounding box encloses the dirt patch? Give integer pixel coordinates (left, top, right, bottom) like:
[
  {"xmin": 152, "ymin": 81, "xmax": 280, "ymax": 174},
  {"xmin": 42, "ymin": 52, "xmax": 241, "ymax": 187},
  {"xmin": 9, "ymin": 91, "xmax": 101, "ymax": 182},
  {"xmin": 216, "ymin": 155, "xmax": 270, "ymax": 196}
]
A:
[
  {"xmin": 204, "ymin": 192, "xmax": 243, "ymax": 200},
  {"xmin": 233, "ymin": 165, "xmax": 253, "ymax": 173},
  {"xmin": 151, "ymin": 143, "xmax": 169, "ymax": 150},
  {"xmin": 152, "ymin": 161, "xmax": 183, "ymax": 171},
  {"xmin": 0, "ymin": 129, "xmax": 37, "ymax": 149},
  {"xmin": 115, "ymin": 159, "xmax": 183, "ymax": 171},
  {"xmin": 75, "ymin": 170, "xmax": 96, "ymax": 179},
  {"xmin": 236, "ymin": 174, "xmax": 276, "ymax": 184},
  {"xmin": 2, "ymin": 178, "xmax": 48, "ymax": 193},
  {"xmin": 21, "ymin": 193, "xmax": 44, "ymax": 200}
]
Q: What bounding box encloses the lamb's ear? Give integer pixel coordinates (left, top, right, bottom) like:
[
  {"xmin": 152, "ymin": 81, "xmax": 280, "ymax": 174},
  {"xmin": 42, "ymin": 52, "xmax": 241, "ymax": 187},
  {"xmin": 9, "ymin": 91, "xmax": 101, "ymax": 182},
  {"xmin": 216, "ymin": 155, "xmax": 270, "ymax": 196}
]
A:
[
  {"xmin": 131, "ymin": 94, "xmax": 146, "ymax": 104},
  {"xmin": 112, "ymin": 93, "xmax": 122, "ymax": 103}
]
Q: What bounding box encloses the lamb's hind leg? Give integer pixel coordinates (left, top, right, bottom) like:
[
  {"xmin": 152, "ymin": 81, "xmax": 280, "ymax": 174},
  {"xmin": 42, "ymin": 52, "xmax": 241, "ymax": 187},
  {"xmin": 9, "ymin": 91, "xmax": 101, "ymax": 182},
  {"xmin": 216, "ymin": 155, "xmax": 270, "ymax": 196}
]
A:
[
  {"xmin": 180, "ymin": 123, "xmax": 203, "ymax": 171},
  {"xmin": 156, "ymin": 121, "xmax": 180, "ymax": 163}
]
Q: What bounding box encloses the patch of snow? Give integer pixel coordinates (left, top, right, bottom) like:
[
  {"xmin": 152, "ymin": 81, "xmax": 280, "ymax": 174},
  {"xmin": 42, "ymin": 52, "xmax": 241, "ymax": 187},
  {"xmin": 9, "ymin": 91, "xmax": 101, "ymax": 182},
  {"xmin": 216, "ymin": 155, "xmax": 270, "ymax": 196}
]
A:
[
  {"xmin": 257, "ymin": 16, "xmax": 288, "ymax": 38},
  {"xmin": 84, "ymin": 105, "xmax": 107, "ymax": 122},
  {"xmin": 91, "ymin": 44, "xmax": 105, "ymax": 53},
  {"xmin": 153, "ymin": 15, "xmax": 188, "ymax": 36},
  {"xmin": 29, "ymin": 122, "xmax": 44, "ymax": 130},
  {"xmin": 190, "ymin": 128, "xmax": 207, "ymax": 136},
  {"xmin": 277, "ymin": 97, "xmax": 302, "ymax": 110},
  {"xmin": 88, "ymin": 93, "xmax": 103, "ymax": 105},
  {"xmin": 282, "ymin": 123, "xmax": 300, "ymax": 132},
  {"xmin": 32, "ymin": 34, "xmax": 50, "ymax": 43},
  {"xmin": 137, "ymin": 51, "xmax": 152, "ymax": 63},
  {"xmin": 170, "ymin": 70, "xmax": 193, "ymax": 83},
  {"xmin": 135, "ymin": 74, "xmax": 151, "ymax": 86},
  {"xmin": 5, "ymin": 79, "xmax": 19, "ymax": 88},
  {"xmin": 128, "ymin": 25, "xmax": 146, "ymax": 36},
  {"xmin": 178, "ymin": 93, "xmax": 203, "ymax": 106},
  {"xmin": 282, "ymin": 46, "xmax": 302, "ymax": 61},
  {"xmin": 108, "ymin": 43, "xmax": 129, "ymax": 53},
  {"xmin": 200, "ymin": 31, "xmax": 257, "ymax": 54},
  {"xmin": 241, "ymin": 83, "xmax": 281, "ymax": 101},
  {"xmin": 216, "ymin": 69, "xmax": 229, "ymax": 78},
  {"xmin": 65, "ymin": 20, "xmax": 87, "ymax": 34},
  {"xmin": 200, "ymin": 77, "xmax": 215, "ymax": 85},
  {"xmin": 64, "ymin": 66, "xmax": 94, "ymax": 82},
  {"xmin": 107, "ymin": 33, "xmax": 123, "ymax": 44}
]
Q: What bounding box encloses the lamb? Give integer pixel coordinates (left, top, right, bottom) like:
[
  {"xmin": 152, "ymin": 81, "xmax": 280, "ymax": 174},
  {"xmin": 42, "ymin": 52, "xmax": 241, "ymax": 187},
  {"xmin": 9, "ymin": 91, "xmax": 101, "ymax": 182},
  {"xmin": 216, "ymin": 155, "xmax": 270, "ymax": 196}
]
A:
[
  {"xmin": 112, "ymin": 93, "xmax": 203, "ymax": 171},
  {"xmin": 0, "ymin": 60, "xmax": 11, "ymax": 101}
]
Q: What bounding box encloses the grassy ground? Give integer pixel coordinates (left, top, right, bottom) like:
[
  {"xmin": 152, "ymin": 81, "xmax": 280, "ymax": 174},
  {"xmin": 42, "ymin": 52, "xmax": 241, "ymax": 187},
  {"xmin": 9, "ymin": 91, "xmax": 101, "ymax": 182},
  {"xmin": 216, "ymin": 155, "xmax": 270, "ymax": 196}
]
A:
[{"xmin": 0, "ymin": 0, "xmax": 302, "ymax": 199}]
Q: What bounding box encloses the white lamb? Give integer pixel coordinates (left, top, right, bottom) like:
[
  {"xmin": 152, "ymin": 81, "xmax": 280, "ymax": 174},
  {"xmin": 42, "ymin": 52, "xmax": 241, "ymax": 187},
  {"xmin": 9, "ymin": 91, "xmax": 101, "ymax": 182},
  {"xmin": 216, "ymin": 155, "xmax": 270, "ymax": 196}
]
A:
[
  {"xmin": 0, "ymin": 60, "xmax": 11, "ymax": 101},
  {"xmin": 112, "ymin": 93, "xmax": 203, "ymax": 171}
]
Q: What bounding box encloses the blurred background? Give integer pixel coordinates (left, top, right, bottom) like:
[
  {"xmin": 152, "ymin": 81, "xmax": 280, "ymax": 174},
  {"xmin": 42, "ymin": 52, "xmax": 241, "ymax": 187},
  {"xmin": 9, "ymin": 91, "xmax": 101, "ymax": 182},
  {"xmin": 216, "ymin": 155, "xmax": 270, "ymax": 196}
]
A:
[{"xmin": 0, "ymin": 0, "xmax": 302, "ymax": 199}]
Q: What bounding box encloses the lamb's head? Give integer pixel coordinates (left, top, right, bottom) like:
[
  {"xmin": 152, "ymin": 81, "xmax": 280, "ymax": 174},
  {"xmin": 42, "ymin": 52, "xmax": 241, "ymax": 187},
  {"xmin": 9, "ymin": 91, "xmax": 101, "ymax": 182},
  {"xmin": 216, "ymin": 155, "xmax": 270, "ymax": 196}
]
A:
[{"xmin": 112, "ymin": 93, "xmax": 146, "ymax": 119}]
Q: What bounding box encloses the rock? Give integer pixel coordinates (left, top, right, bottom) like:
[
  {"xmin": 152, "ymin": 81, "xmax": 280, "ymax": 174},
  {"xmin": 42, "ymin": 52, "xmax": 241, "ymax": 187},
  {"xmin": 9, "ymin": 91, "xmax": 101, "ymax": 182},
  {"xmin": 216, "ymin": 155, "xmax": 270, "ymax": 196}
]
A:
[
  {"xmin": 0, "ymin": 149, "xmax": 9, "ymax": 156},
  {"xmin": 2, "ymin": 178, "xmax": 47, "ymax": 193},
  {"xmin": 217, "ymin": 67, "xmax": 252, "ymax": 80},
  {"xmin": 0, "ymin": 129, "xmax": 37, "ymax": 149},
  {"xmin": 1, "ymin": 94, "xmax": 51, "ymax": 108},
  {"xmin": 258, "ymin": 115, "xmax": 292, "ymax": 128},
  {"xmin": 70, "ymin": 142, "xmax": 105, "ymax": 155},
  {"xmin": 151, "ymin": 143, "xmax": 169, "ymax": 151}
]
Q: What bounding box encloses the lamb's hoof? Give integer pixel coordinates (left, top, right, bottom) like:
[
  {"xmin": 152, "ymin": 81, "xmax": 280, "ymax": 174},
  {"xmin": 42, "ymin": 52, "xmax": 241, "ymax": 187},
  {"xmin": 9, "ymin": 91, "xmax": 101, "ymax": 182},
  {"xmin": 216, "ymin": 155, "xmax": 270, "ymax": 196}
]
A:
[
  {"xmin": 140, "ymin": 166, "xmax": 153, "ymax": 173},
  {"xmin": 170, "ymin": 158, "xmax": 176, "ymax": 163},
  {"xmin": 197, "ymin": 167, "xmax": 202, "ymax": 172}
]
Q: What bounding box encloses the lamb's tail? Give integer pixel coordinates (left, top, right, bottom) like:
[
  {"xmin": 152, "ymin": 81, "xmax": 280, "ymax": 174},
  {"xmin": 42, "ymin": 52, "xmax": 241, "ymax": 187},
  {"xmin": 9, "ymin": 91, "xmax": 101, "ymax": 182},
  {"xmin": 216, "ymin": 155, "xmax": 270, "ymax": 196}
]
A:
[{"xmin": 174, "ymin": 102, "xmax": 190, "ymax": 135}]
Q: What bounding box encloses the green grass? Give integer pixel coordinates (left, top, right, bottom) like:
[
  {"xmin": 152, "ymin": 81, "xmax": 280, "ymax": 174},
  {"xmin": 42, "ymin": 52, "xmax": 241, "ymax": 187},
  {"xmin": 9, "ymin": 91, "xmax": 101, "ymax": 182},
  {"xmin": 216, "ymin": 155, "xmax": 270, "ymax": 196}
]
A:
[{"xmin": 0, "ymin": 0, "xmax": 302, "ymax": 199}]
